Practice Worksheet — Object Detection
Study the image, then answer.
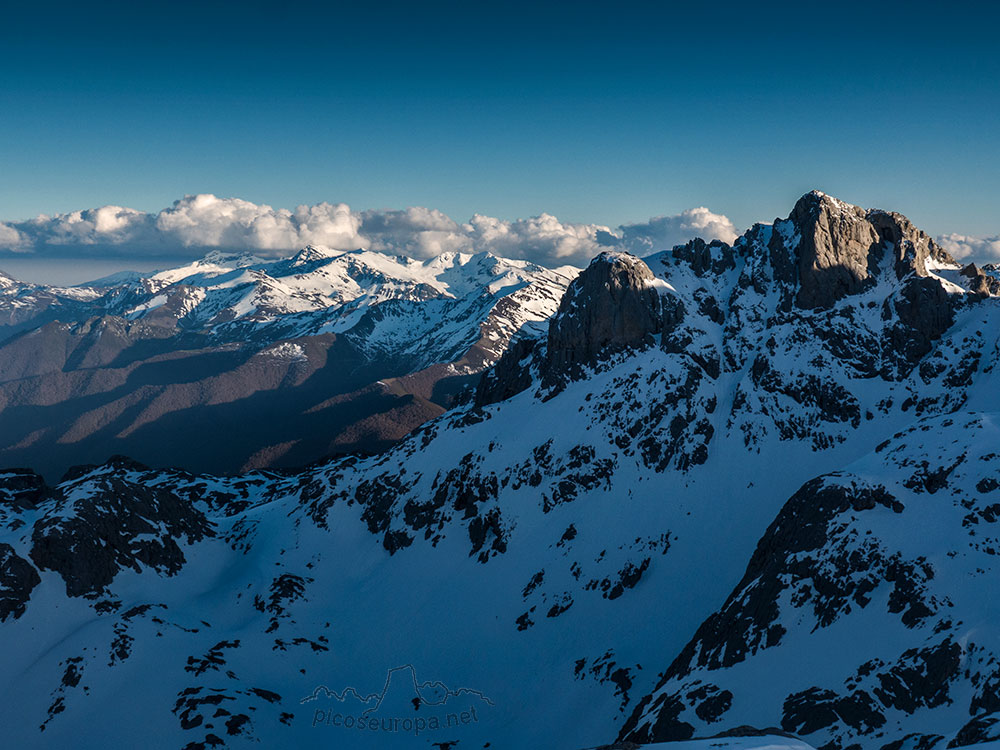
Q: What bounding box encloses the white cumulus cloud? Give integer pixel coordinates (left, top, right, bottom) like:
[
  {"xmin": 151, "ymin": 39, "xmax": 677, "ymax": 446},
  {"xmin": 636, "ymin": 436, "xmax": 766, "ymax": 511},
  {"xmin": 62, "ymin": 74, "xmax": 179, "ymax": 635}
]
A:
[
  {"xmin": 0, "ymin": 222, "xmax": 30, "ymax": 252},
  {"xmin": 359, "ymin": 207, "xmax": 469, "ymax": 258},
  {"xmin": 17, "ymin": 206, "xmax": 156, "ymax": 249},
  {"xmin": 466, "ymin": 213, "xmax": 616, "ymax": 267},
  {"xmin": 936, "ymin": 233, "xmax": 1000, "ymax": 263},
  {"xmin": 619, "ymin": 207, "xmax": 739, "ymax": 256},
  {"xmin": 0, "ymin": 195, "xmax": 741, "ymax": 268},
  {"xmin": 155, "ymin": 195, "xmax": 363, "ymax": 252}
]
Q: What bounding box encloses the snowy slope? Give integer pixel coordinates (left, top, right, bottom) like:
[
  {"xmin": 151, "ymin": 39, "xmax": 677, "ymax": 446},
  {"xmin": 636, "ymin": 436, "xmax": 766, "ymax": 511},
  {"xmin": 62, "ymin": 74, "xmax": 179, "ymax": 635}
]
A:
[
  {"xmin": 622, "ymin": 413, "xmax": 1000, "ymax": 750},
  {"xmin": 1, "ymin": 192, "xmax": 999, "ymax": 749}
]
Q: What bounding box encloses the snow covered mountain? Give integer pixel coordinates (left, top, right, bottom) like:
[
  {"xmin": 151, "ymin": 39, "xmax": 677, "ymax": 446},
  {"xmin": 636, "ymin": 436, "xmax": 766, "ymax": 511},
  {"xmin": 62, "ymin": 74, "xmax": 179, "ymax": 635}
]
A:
[
  {"xmin": 0, "ymin": 247, "xmax": 575, "ymax": 478},
  {"xmin": 620, "ymin": 413, "xmax": 1000, "ymax": 750},
  {"xmin": 2, "ymin": 191, "xmax": 1000, "ymax": 750}
]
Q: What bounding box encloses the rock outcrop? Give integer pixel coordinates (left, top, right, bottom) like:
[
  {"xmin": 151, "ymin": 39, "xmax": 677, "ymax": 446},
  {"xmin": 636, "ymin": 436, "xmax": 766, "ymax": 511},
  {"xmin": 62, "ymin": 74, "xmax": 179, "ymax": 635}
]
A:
[
  {"xmin": 867, "ymin": 208, "xmax": 953, "ymax": 278},
  {"xmin": 0, "ymin": 469, "xmax": 46, "ymax": 511},
  {"xmin": 0, "ymin": 543, "xmax": 40, "ymax": 621},
  {"xmin": 889, "ymin": 276, "xmax": 955, "ymax": 365},
  {"xmin": 792, "ymin": 192, "xmax": 881, "ymax": 309},
  {"xmin": 29, "ymin": 465, "xmax": 213, "ymax": 598},
  {"xmin": 544, "ymin": 251, "xmax": 669, "ymax": 382},
  {"xmin": 477, "ymin": 252, "xmax": 676, "ymax": 405},
  {"xmin": 670, "ymin": 238, "xmax": 737, "ymax": 277},
  {"xmin": 790, "ymin": 191, "xmax": 957, "ymax": 310},
  {"xmin": 960, "ymin": 262, "xmax": 1000, "ymax": 296},
  {"xmin": 475, "ymin": 338, "xmax": 539, "ymax": 407}
]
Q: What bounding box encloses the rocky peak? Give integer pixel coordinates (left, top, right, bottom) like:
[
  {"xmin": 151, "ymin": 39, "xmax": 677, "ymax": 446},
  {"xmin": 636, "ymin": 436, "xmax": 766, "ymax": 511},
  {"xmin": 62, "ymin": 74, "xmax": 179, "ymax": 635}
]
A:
[
  {"xmin": 960, "ymin": 262, "xmax": 1000, "ymax": 296},
  {"xmin": 289, "ymin": 244, "xmax": 338, "ymax": 266},
  {"xmin": 670, "ymin": 237, "xmax": 736, "ymax": 277},
  {"xmin": 478, "ymin": 192, "xmax": 976, "ymax": 408},
  {"xmin": 867, "ymin": 208, "xmax": 954, "ymax": 277},
  {"xmin": 784, "ymin": 191, "xmax": 958, "ymax": 309},
  {"xmin": 789, "ymin": 191, "xmax": 881, "ymax": 309},
  {"xmin": 476, "ymin": 251, "xmax": 676, "ymax": 405},
  {"xmin": 200, "ymin": 249, "xmax": 262, "ymax": 268},
  {"xmin": 544, "ymin": 252, "xmax": 669, "ymax": 382}
]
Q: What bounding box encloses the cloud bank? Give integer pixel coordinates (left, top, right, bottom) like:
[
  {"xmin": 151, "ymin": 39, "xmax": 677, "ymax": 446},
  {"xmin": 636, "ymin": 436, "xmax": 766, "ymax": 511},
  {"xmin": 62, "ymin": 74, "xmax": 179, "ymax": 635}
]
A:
[
  {"xmin": 0, "ymin": 195, "xmax": 740, "ymax": 268},
  {"xmin": 619, "ymin": 207, "xmax": 740, "ymax": 256},
  {"xmin": 937, "ymin": 233, "xmax": 1000, "ymax": 263}
]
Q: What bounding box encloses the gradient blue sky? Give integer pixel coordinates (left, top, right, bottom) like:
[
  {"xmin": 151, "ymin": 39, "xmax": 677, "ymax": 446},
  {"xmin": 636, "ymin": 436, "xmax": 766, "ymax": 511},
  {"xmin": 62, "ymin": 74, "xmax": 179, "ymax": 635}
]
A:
[{"xmin": 2, "ymin": 0, "xmax": 998, "ymax": 238}]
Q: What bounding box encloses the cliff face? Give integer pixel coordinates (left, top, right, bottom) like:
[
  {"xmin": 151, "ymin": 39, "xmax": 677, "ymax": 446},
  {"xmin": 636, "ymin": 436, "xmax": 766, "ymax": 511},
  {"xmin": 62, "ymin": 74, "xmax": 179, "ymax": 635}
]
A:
[
  {"xmin": 544, "ymin": 251, "xmax": 670, "ymax": 381},
  {"xmin": 478, "ymin": 251, "xmax": 676, "ymax": 404},
  {"xmin": 789, "ymin": 190, "xmax": 958, "ymax": 310},
  {"xmin": 790, "ymin": 191, "xmax": 881, "ymax": 309}
]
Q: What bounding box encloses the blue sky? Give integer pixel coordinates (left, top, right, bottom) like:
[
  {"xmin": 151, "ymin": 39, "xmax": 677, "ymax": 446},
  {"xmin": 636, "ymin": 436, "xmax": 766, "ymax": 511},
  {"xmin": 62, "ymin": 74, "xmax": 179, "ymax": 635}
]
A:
[{"xmin": 1, "ymin": 0, "xmax": 998, "ymax": 278}]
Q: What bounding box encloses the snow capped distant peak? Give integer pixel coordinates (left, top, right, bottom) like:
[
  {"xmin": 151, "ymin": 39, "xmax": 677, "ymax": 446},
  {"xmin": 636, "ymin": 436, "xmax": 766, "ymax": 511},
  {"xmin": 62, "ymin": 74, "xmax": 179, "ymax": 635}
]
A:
[
  {"xmin": 197, "ymin": 249, "xmax": 267, "ymax": 268},
  {"xmin": 149, "ymin": 251, "xmax": 267, "ymax": 286},
  {"xmin": 76, "ymin": 269, "xmax": 152, "ymax": 288},
  {"xmin": 0, "ymin": 269, "xmax": 22, "ymax": 288},
  {"xmin": 289, "ymin": 244, "xmax": 343, "ymax": 265}
]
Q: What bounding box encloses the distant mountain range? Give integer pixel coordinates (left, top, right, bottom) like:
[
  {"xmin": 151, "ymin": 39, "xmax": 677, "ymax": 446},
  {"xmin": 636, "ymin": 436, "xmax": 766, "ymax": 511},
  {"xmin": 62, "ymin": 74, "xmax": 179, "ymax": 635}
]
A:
[
  {"xmin": 3, "ymin": 191, "xmax": 1000, "ymax": 749},
  {"xmin": 0, "ymin": 247, "xmax": 575, "ymax": 478}
]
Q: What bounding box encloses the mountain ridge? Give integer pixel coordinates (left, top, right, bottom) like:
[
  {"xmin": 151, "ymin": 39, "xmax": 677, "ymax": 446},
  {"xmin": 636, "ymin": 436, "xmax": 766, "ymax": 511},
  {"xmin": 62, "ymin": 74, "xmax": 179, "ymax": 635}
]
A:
[
  {"xmin": 0, "ymin": 246, "xmax": 576, "ymax": 479},
  {"xmin": 2, "ymin": 191, "xmax": 1000, "ymax": 749}
]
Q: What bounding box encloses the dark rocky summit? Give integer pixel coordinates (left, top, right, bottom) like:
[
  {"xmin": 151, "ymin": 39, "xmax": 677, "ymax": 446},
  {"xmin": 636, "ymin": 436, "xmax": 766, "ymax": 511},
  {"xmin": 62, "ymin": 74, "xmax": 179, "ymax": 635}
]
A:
[
  {"xmin": 544, "ymin": 251, "xmax": 670, "ymax": 380},
  {"xmin": 479, "ymin": 251, "xmax": 678, "ymax": 404},
  {"xmin": 480, "ymin": 190, "xmax": 985, "ymax": 412},
  {"xmin": 790, "ymin": 191, "xmax": 955, "ymax": 310},
  {"xmin": 791, "ymin": 191, "xmax": 881, "ymax": 309}
]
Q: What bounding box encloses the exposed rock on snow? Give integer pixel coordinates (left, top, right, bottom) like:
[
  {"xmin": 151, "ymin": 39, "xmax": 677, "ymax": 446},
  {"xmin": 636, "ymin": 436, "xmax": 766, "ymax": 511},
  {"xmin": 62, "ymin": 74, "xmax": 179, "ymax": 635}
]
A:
[
  {"xmin": 791, "ymin": 191, "xmax": 955, "ymax": 310},
  {"xmin": 622, "ymin": 413, "xmax": 1000, "ymax": 749},
  {"xmin": 2, "ymin": 192, "xmax": 1000, "ymax": 750}
]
